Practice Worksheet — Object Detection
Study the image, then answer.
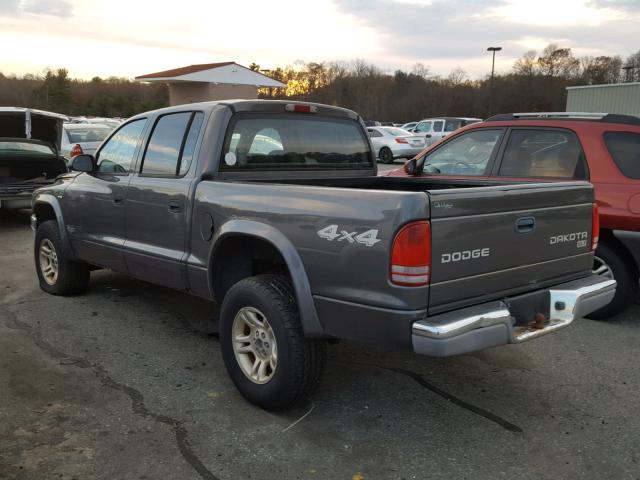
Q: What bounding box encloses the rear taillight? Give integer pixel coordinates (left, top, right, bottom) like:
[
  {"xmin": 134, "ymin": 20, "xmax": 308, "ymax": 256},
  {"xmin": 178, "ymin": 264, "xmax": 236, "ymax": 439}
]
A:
[
  {"xmin": 395, "ymin": 138, "xmax": 409, "ymax": 144},
  {"xmin": 390, "ymin": 221, "xmax": 431, "ymax": 286},
  {"xmin": 70, "ymin": 144, "xmax": 83, "ymax": 157},
  {"xmin": 592, "ymin": 203, "xmax": 599, "ymax": 251}
]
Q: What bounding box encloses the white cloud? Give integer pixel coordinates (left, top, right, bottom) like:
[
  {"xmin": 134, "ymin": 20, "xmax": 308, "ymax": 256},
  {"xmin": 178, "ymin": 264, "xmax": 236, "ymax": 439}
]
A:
[
  {"xmin": 0, "ymin": 0, "xmax": 638, "ymax": 79},
  {"xmin": 483, "ymin": 0, "xmax": 624, "ymax": 26}
]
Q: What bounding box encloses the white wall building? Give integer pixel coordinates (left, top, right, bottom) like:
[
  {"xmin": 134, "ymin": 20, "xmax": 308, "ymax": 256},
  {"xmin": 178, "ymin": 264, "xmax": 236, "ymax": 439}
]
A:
[{"xmin": 136, "ymin": 62, "xmax": 286, "ymax": 106}]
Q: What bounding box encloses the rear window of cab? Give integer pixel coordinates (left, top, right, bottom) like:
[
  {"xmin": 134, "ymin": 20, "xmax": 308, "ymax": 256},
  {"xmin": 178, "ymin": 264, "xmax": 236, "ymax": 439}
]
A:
[{"xmin": 221, "ymin": 114, "xmax": 372, "ymax": 170}]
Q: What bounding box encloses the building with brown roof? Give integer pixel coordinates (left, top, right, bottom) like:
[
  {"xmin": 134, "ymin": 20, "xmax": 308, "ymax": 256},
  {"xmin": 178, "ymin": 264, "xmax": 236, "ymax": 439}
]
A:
[{"xmin": 135, "ymin": 62, "xmax": 286, "ymax": 106}]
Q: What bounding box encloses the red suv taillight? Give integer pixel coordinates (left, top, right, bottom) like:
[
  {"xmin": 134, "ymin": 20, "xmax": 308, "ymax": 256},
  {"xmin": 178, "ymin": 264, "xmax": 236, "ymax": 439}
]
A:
[
  {"xmin": 390, "ymin": 221, "xmax": 431, "ymax": 286},
  {"xmin": 592, "ymin": 203, "xmax": 599, "ymax": 251},
  {"xmin": 70, "ymin": 144, "xmax": 83, "ymax": 157},
  {"xmin": 395, "ymin": 138, "xmax": 409, "ymax": 144}
]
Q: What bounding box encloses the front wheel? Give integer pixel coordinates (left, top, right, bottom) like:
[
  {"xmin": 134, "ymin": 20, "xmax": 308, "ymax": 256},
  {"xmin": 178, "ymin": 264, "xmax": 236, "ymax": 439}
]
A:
[
  {"xmin": 379, "ymin": 147, "xmax": 394, "ymax": 164},
  {"xmin": 587, "ymin": 241, "xmax": 638, "ymax": 319},
  {"xmin": 34, "ymin": 220, "xmax": 90, "ymax": 295},
  {"xmin": 219, "ymin": 275, "xmax": 326, "ymax": 410}
]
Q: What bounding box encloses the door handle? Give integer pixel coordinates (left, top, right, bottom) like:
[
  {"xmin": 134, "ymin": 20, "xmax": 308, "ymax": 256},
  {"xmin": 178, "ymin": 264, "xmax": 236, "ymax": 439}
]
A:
[
  {"xmin": 516, "ymin": 216, "xmax": 535, "ymax": 233},
  {"xmin": 168, "ymin": 199, "xmax": 183, "ymax": 213}
]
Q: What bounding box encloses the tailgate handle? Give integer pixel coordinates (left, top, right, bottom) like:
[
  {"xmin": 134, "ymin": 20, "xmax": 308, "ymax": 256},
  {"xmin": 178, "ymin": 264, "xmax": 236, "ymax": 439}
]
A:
[{"xmin": 516, "ymin": 216, "xmax": 536, "ymax": 233}]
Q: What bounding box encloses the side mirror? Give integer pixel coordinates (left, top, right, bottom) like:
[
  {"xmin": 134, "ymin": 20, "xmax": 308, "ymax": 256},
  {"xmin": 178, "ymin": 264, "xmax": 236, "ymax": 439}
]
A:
[
  {"xmin": 404, "ymin": 158, "xmax": 417, "ymax": 175},
  {"xmin": 71, "ymin": 154, "xmax": 96, "ymax": 172}
]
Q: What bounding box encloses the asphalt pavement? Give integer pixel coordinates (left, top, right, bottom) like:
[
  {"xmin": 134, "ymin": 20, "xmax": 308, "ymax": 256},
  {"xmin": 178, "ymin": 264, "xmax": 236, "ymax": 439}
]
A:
[{"xmin": 1, "ymin": 209, "xmax": 639, "ymax": 480}]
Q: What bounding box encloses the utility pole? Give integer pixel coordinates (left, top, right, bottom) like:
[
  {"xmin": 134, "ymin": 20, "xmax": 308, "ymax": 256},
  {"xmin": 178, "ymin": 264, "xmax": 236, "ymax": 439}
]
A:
[{"xmin": 487, "ymin": 46, "xmax": 502, "ymax": 116}]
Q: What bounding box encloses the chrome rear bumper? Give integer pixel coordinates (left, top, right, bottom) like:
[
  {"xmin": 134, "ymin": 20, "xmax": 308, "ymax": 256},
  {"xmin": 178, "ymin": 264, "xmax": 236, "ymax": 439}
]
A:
[{"xmin": 412, "ymin": 275, "xmax": 616, "ymax": 357}]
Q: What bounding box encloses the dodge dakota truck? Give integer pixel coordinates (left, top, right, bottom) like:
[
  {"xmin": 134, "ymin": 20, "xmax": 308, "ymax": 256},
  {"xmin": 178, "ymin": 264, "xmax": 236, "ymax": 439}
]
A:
[{"xmin": 31, "ymin": 100, "xmax": 615, "ymax": 410}]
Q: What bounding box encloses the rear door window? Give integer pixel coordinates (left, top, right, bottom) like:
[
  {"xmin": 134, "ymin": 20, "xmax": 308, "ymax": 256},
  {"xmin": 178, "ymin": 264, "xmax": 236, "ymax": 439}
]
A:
[
  {"xmin": 433, "ymin": 121, "xmax": 444, "ymax": 133},
  {"xmin": 221, "ymin": 115, "xmax": 371, "ymax": 170},
  {"xmin": 498, "ymin": 129, "xmax": 586, "ymax": 179},
  {"xmin": 603, "ymin": 132, "xmax": 640, "ymax": 179},
  {"xmin": 140, "ymin": 111, "xmax": 203, "ymax": 177},
  {"xmin": 141, "ymin": 112, "xmax": 191, "ymax": 176},
  {"xmin": 422, "ymin": 129, "xmax": 503, "ymax": 176}
]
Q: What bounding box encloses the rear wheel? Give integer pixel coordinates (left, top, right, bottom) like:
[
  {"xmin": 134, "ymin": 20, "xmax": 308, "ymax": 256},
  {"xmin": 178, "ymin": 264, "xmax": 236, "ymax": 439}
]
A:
[
  {"xmin": 379, "ymin": 147, "xmax": 394, "ymax": 164},
  {"xmin": 219, "ymin": 274, "xmax": 326, "ymax": 410},
  {"xmin": 587, "ymin": 240, "xmax": 638, "ymax": 319},
  {"xmin": 35, "ymin": 220, "xmax": 90, "ymax": 295}
]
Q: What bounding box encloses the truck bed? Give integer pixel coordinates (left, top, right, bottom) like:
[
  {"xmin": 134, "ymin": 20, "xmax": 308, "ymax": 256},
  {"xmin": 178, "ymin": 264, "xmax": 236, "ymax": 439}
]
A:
[{"xmin": 197, "ymin": 175, "xmax": 594, "ymax": 320}]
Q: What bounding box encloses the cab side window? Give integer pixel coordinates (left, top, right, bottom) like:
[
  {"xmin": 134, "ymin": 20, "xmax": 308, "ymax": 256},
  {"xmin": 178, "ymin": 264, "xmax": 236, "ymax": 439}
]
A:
[
  {"xmin": 414, "ymin": 122, "xmax": 432, "ymax": 133},
  {"xmin": 97, "ymin": 119, "xmax": 147, "ymax": 174},
  {"xmin": 422, "ymin": 129, "xmax": 503, "ymax": 176},
  {"xmin": 499, "ymin": 129, "xmax": 586, "ymax": 179},
  {"xmin": 433, "ymin": 121, "xmax": 444, "ymax": 133}
]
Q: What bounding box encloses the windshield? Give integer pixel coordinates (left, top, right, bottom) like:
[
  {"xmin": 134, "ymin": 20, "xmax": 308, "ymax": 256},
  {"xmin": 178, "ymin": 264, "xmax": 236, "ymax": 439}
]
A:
[
  {"xmin": 66, "ymin": 126, "xmax": 111, "ymax": 143},
  {"xmin": 221, "ymin": 115, "xmax": 372, "ymax": 170},
  {"xmin": 0, "ymin": 141, "xmax": 54, "ymax": 154}
]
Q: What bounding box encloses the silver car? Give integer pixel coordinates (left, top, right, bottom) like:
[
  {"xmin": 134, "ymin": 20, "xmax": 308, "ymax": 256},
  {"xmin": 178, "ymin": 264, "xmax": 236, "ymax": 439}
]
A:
[
  {"xmin": 413, "ymin": 117, "xmax": 482, "ymax": 146},
  {"xmin": 61, "ymin": 123, "xmax": 113, "ymax": 161},
  {"xmin": 367, "ymin": 126, "xmax": 426, "ymax": 164}
]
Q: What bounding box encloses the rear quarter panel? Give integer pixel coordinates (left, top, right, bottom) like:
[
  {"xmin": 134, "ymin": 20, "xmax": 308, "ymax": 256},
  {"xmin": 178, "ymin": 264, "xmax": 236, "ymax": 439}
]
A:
[{"xmin": 188, "ymin": 181, "xmax": 431, "ymax": 310}]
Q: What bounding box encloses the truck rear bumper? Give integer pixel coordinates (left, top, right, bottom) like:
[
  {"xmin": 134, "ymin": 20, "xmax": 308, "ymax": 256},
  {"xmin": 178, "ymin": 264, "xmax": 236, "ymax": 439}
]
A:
[{"xmin": 412, "ymin": 275, "xmax": 616, "ymax": 357}]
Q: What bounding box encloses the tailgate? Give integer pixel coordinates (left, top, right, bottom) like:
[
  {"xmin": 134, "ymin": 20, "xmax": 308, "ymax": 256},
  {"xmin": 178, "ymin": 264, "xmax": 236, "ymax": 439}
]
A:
[{"xmin": 428, "ymin": 182, "xmax": 595, "ymax": 313}]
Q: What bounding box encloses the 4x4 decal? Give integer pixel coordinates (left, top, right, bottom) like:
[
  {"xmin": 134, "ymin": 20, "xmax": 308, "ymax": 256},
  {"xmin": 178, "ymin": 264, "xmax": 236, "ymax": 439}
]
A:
[{"xmin": 317, "ymin": 225, "xmax": 381, "ymax": 247}]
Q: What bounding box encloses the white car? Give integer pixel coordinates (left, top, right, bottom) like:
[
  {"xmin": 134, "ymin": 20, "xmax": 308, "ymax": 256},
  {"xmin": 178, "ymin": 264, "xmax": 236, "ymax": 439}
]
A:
[
  {"xmin": 367, "ymin": 126, "xmax": 426, "ymax": 164},
  {"xmin": 61, "ymin": 123, "xmax": 113, "ymax": 160},
  {"xmin": 412, "ymin": 117, "xmax": 482, "ymax": 146}
]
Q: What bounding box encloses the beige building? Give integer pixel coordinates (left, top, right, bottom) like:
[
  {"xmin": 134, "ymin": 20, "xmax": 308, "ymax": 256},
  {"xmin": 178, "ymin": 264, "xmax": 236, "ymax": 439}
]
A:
[
  {"xmin": 135, "ymin": 62, "xmax": 286, "ymax": 106},
  {"xmin": 566, "ymin": 82, "xmax": 640, "ymax": 117}
]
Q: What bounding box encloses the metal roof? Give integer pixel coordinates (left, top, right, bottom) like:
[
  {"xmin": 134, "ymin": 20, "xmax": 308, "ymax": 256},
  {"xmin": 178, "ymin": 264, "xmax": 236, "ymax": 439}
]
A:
[
  {"xmin": 135, "ymin": 62, "xmax": 286, "ymax": 88},
  {"xmin": 566, "ymin": 81, "xmax": 640, "ymax": 90}
]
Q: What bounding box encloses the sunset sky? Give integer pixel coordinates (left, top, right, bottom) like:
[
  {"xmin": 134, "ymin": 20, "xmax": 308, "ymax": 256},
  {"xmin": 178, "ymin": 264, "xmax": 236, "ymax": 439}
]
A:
[{"xmin": 2, "ymin": 0, "xmax": 639, "ymax": 80}]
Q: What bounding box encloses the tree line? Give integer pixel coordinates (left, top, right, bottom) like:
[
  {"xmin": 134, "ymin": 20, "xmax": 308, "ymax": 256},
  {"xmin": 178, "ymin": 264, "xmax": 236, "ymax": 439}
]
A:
[
  {"xmin": 2, "ymin": 44, "xmax": 639, "ymax": 121},
  {"xmin": 0, "ymin": 69, "xmax": 168, "ymax": 118}
]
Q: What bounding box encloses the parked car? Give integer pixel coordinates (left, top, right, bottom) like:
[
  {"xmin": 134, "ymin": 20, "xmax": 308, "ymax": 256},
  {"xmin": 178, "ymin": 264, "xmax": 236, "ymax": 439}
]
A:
[
  {"xmin": 367, "ymin": 126, "xmax": 425, "ymax": 163},
  {"xmin": 363, "ymin": 120, "xmax": 381, "ymax": 127},
  {"xmin": 69, "ymin": 116, "xmax": 123, "ymax": 128},
  {"xmin": 0, "ymin": 108, "xmax": 68, "ymax": 210},
  {"xmin": 413, "ymin": 117, "xmax": 482, "ymax": 145},
  {"xmin": 401, "ymin": 121, "xmax": 418, "ymax": 131},
  {"xmin": 380, "ymin": 121, "xmax": 395, "ymax": 126},
  {"xmin": 32, "ymin": 101, "xmax": 613, "ymax": 410},
  {"xmin": 61, "ymin": 123, "xmax": 113, "ymax": 161},
  {"xmin": 393, "ymin": 111, "xmax": 640, "ymax": 318}
]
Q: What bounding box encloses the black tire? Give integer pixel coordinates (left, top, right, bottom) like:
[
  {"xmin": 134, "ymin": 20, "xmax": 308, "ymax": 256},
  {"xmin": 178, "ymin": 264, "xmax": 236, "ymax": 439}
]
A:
[
  {"xmin": 34, "ymin": 220, "xmax": 90, "ymax": 295},
  {"xmin": 587, "ymin": 240, "xmax": 639, "ymax": 319},
  {"xmin": 219, "ymin": 274, "xmax": 326, "ymax": 410},
  {"xmin": 379, "ymin": 147, "xmax": 394, "ymax": 164}
]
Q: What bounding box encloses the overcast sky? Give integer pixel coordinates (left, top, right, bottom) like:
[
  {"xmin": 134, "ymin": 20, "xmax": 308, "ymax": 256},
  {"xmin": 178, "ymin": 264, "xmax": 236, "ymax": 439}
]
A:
[{"xmin": 1, "ymin": 0, "xmax": 639, "ymax": 80}]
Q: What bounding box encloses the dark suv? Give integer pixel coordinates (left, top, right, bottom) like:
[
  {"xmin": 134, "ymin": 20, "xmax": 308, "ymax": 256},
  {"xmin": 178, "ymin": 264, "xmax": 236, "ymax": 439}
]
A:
[{"xmin": 392, "ymin": 112, "xmax": 640, "ymax": 318}]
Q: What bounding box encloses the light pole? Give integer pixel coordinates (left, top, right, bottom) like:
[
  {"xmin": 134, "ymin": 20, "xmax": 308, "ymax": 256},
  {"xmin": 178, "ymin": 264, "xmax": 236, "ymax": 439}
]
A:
[{"xmin": 487, "ymin": 46, "xmax": 502, "ymax": 115}]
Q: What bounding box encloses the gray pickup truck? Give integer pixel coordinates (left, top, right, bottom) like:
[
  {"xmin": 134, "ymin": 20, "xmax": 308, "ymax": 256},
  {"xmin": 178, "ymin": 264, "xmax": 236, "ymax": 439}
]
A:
[{"xmin": 31, "ymin": 100, "xmax": 615, "ymax": 410}]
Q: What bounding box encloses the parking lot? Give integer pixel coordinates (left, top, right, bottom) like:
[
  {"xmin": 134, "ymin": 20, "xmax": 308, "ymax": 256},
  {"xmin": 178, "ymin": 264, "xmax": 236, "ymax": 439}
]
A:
[{"xmin": 1, "ymin": 208, "xmax": 639, "ymax": 480}]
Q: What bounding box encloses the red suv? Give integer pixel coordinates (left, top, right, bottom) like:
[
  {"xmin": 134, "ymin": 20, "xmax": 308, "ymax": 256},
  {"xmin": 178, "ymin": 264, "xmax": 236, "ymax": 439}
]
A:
[{"xmin": 391, "ymin": 112, "xmax": 640, "ymax": 318}]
